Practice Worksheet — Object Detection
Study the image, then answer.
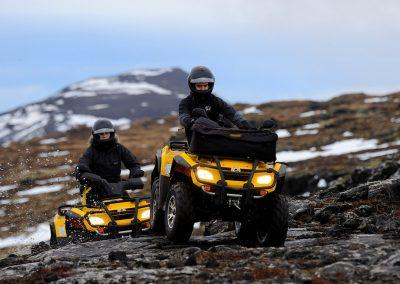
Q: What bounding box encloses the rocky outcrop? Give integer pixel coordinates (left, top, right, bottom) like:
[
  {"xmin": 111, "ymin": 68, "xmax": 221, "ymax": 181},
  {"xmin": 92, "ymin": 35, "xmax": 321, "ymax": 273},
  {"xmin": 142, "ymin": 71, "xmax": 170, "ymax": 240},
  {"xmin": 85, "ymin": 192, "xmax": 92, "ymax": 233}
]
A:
[{"xmin": 1, "ymin": 160, "xmax": 400, "ymax": 282}]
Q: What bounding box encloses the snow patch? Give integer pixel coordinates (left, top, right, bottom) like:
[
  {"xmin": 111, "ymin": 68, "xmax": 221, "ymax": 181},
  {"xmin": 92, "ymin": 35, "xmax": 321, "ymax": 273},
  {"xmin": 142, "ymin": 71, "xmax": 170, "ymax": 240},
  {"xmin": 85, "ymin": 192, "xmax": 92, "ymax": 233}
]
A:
[
  {"xmin": 364, "ymin": 97, "xmax": 388, "ymax": 103},
  {"xmin": 41, "ymin": 104, "xmax": 58, "ymax": 112},
  {"xmin": 65, "ymin": 198, "xmax": 80, "ymax": 205},
  {"xmin": 295, "ymin": 129, "xmax": 319, "ymax": 136},
  {"xmin": 64, "ymin": 78, "xmax": 172, "ymax": 97},
  {"xmin": 121, "ymin": 164, "xmax": 154, "ymax": 176},
  {"xmin": 58, "ymin": 164, "xmax": 72, "ymax": 170},
  {"xmin": 56, "ymin": 114, "xmax": 130, "ymax": 132},
  {"xmin": 0, "ymin": 198, "xmax": 29, "ymax": 205},
  {"xmin": 123, "ymin": 68, "xmax": 173, "ymax": 77},
  {"xmin": 17, "ymin": 184, "xmax": 64, "ymax": 196},
  {"xmin": 0, "ymin": 128, "xmax": 12, "ymax": 139},
  {"xmin": 39, "ymin": 137, "xmax": 67, "ymax": 145},
  {"xmin": 141, "ymin": 102, "xmax": 148, "ymax": 107},
  {"xmin": 241, "ymin": 106, "xmax": 262, "ymax": 114},
  {"xmin": 55, "ymin": 99, "xmax": 64, "ymax": 105},
  {"xmin": 87, "ymin": 104, "xmax": 109, "ymax": 111},
  {"xmin": 38, "ymin": 150, "xmax": 70, "ymax": 158},
  {"xmin": 0, "ymin": 222, "xmax": 50, "ymax": 249},
  {"xmin": 277, "ymin": 138, "xmax": 380, "ymax": 162},
  {"xmin": 300, "ymin": 192, "xmax": 311, "ymax": 197},
  {"xmin": 342, "ymin": 131, "xmax": 354, "ymax": 137},
  {"xmin": 354, "ymin": 149, "xmax": 399, "ymax": 161},
  {"xmin": 276, "ymin": 129, "xmax": 291, "ymax": 138},
  {"xmin": 317, "ymin": 179, "xmax": 327, "ymax": 188},
  {"xmin": 300, "ymin": 110, "xmax": 327, "ymax": 118},
  {"xmin": 35, "ymin": 176, "xmax": 72, "ymax": 185},
  {"xmin": 303, "ymin": 123, "xmax": 320, "ymax": 129},
  {"xmin": 141, "ymin": 164, "xmax": 155, "ymax": 172},
  {"xmin": 169, "ymin": 126, "xmax": 180, "ymax": 132},
  {"xmin": 67, "ymin": 188, "xmax": 80, "ymax": 195},
  {"xmin": 157, "ymin": 119, "xmax": 165, "ymax": 124},
  {"xmin": 390, "ymin": 117, "xmax": 400, "ymax": 124},
  {"xmin": 0, "ymin": 184, "xmax": 18, "ymax": 193}
]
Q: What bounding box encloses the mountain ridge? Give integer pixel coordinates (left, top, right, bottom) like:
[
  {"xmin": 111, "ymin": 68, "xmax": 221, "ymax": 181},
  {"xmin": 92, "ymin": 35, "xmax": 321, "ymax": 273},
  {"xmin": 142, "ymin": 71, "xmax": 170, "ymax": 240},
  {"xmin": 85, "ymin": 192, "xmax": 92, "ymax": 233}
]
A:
[{"xmin": 0, "ymin": 67, "xmax": 189, "ymax": 144}]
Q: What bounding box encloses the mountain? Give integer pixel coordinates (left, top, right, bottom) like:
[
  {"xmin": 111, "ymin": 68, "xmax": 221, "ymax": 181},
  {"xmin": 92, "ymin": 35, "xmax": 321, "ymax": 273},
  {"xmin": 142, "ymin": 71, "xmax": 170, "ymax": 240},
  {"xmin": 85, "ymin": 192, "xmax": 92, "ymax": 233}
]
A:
[{"xmin": 0, "ymin": 68, "xmax": 189, "ymax": 144}]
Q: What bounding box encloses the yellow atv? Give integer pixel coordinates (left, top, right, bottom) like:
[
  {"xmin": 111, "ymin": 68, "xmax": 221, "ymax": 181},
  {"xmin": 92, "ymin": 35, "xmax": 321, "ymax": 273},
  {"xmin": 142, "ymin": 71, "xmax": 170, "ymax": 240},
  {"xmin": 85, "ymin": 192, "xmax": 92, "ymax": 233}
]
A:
[
  {"xmin": 50, "ymin": 176, "xmax": 151, "ymax": 247},
  {"xmin": 150, "ymin": 118, "xmax": 288, "ymax": 247}
]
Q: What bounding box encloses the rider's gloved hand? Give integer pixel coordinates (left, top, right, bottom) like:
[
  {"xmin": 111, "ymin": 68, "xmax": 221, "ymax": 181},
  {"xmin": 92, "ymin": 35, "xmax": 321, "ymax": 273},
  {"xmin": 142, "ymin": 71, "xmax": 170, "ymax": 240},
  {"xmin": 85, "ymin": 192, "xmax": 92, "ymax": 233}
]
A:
[
  {"xmin": 129, "ymin": 169, "xmax": 144, "ymax": 178},
  {"xmin": 100, "ymin": 178, "xmax": 113, "ymax": 196},
  {"xmin": 192, "ymin": 108, "xmax": 208, "ymax": 118},
  {"xmin": 261, "ymin": 119, "xmax": 278, "ymax": 131},
  {"xmin": 239, "ymin": 120, "xmax": 256, "ymax": 130}
]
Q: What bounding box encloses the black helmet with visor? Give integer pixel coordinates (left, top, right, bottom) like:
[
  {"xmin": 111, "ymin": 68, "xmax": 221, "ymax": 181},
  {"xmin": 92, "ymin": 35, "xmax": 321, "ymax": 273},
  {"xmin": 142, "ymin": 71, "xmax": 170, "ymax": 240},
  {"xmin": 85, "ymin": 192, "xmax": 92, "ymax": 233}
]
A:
[{"xmin": 188, "ymin": 66, "xmax": 215, "ymax": 95}]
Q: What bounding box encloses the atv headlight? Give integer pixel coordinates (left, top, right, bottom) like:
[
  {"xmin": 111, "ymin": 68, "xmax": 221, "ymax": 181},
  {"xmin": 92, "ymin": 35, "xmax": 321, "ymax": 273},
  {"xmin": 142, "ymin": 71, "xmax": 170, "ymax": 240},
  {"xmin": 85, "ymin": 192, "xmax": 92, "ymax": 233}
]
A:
[
  {"xmin": 88, "ymin": 216, "xmax": 106, "ymax": 226},
  {"xmin": 140, "ymin": 209, "xmax": 150, "ymax": 220},
  {"xmin": 255, "ymin": 173, "xmax": 275, "ymax": 187},
  {"xmin": 196, "ymin": 167, "xmax": 214, "ymax": 181}
]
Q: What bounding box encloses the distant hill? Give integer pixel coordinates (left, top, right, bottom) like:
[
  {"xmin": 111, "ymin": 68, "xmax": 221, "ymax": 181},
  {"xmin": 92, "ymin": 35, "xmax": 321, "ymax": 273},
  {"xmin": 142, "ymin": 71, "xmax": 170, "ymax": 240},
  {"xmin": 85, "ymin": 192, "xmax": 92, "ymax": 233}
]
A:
[{"xmin": 0, "ymin": 68, "xmax": 189, "ymax": 144}]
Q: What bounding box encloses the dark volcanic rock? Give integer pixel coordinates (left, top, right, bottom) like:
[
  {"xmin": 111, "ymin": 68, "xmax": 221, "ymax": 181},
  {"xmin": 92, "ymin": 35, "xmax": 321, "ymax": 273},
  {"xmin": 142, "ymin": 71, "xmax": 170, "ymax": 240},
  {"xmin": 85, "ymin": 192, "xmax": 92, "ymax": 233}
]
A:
[
  {"xmin": 338, "ymin": 183, "xmax": 369, "ymax": 201},
  {"xmin": 317, "ymin": 261, "xmax": 355, "ymax": 281},
  {"xmin": 368, "ymin": 161, "xmax": 400, "ymax": 182},
  {"xmin": 108, "ymin": 251, "xmax": 127, "ymax": 262},
  {"xmin": 351, "ymin": 167, "xmax": 373, "ymax": 185},
  {"xmin": 355, "ymin": 205, "xmax": 375, "ymax": 217},
  {"xmin": 314, "ymin": 203, "xmax": 352, "ymax": 224}
]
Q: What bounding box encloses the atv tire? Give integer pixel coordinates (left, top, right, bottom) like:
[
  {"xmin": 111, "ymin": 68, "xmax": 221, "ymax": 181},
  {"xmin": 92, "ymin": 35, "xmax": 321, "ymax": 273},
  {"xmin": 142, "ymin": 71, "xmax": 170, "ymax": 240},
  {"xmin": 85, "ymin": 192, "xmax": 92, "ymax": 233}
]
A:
[
  {"xmin": 150, "ymin": 177, "xmax": 165, "ymax": 235},
  {"xmin": 256, "ymin": 193, "xmax": 289, "ymax": 247},
  {"xmin": 164, "ymin": 182, "xmax": 194, "ymax": 243},
  {"xmin": 235, "ymin": 220, "xmax": 257, "ymax": 245},
  {"xmin": 49, "ymin": 224, "xmax": 58, "ymax": 248}
]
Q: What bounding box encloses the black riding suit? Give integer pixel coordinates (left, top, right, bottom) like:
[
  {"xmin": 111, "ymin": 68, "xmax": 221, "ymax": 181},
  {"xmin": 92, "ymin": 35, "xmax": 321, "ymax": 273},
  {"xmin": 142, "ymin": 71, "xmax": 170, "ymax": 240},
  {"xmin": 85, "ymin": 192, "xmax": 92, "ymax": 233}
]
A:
[
  {"xmin": 179, "ymin": 92, "xmax": 251, "ymax": 142},
  {"xmin": 75, "ymin": 138, "xmax": 141, "ymax": 199}
]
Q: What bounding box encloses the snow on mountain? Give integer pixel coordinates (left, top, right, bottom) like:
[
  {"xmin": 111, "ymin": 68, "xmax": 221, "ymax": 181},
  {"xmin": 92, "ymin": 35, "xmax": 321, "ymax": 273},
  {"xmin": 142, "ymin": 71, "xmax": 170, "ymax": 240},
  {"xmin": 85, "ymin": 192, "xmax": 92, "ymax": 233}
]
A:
[{"xmin": 0, "ymin": 68, "xmax": 189, "ymax": 144}]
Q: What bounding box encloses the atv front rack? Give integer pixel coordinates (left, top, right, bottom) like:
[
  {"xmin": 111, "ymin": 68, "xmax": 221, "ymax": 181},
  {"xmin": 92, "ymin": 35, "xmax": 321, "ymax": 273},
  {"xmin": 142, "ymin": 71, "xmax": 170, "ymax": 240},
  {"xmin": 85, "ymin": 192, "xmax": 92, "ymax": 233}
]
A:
[
  {"xmin": 58, "ymin": 196, "xmax": 150, "ymax": 236},
  {"xmin": 195, "ymin": 156, "xmax": 281, "ymax": 206}
]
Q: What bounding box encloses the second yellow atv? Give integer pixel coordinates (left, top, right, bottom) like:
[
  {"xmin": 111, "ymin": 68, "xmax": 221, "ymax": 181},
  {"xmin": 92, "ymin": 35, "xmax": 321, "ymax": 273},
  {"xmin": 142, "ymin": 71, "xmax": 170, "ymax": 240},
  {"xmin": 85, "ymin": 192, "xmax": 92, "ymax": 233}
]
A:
[
  {"xmin": 50, "ymin": 176, "xmax": 151, "ymax": 247},
  {"xmin": 150, "ymin": 118, "xmax": 288, "ymax": 247}
]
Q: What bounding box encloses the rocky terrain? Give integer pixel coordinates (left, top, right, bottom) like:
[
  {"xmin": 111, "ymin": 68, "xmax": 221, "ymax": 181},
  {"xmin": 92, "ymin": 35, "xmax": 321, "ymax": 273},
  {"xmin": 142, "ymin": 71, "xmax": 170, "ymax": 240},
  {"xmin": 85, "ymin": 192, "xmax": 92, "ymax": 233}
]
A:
[
  {"xmin": 0, "ymin": 86, "xmax": 399, "ymax": 282},
  {"xmin": 0, "ymin": 159, "xmax": 399, "ymax": 283}
]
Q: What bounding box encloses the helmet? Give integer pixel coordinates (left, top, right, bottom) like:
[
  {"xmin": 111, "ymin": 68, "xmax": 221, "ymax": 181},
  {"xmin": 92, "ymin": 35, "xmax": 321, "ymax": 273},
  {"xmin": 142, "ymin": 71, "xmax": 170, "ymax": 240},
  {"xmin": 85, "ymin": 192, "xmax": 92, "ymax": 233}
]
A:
[
  {"xmin": 188, "ymin": 66, "xmax": 215, "ymax": 95},
  {"xmin": 92, "ymin": 119, "xmax": 115, "ymax": 135},
  {"xmin": 92, "ymin": 119, "xmax": 115, "ymax": 141}
]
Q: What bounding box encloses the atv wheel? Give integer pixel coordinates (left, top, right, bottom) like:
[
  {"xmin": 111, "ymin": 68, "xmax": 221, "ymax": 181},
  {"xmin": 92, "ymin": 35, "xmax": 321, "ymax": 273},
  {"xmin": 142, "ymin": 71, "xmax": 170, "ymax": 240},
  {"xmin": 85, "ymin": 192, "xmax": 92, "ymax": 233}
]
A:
[
  {"xmin": 256, "ymin": 193, "xmax": 289, "ymax": 247},
  {"xmin": 49, "ymin": 224, "xmax": 58, "ymax": 248},
  {"xmin": 234, "ymin": 220, "xmax": 256, "ymax": 244},
  {"xmin": 150, "ymin": 177, "xmax": 165, "ymax": 234},
  {"xmin": 164, "ymin": 182, "xmax": 194, "ymax": 243}
]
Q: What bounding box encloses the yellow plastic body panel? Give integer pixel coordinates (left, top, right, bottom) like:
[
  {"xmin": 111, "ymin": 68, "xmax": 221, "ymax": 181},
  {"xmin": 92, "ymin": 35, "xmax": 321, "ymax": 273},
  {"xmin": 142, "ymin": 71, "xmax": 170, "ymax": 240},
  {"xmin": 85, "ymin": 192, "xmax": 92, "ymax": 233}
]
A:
[
  {"xmin": 54, "ymin": 214, "xmax": 67, "ymax": 237},
  {"xmin": 161, "ymin": 145, "xmax": 284, "ymax": 194}
]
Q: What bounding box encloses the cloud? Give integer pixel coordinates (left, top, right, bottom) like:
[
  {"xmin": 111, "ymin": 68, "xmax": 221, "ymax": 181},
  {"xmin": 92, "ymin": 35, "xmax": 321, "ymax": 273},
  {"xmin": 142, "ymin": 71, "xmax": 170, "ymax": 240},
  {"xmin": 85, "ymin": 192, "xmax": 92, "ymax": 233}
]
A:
[{"xmin": 1, "ymin": 0, "xmax": 400, "ymax": 37}]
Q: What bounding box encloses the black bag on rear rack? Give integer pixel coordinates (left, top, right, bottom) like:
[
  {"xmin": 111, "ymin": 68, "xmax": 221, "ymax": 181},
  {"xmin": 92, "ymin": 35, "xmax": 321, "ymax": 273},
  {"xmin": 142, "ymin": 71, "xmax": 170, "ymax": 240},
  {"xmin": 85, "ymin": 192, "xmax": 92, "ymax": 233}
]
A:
[{"xmin": 189, "ymin": 118, "xmax": 277, "ymax": 161}]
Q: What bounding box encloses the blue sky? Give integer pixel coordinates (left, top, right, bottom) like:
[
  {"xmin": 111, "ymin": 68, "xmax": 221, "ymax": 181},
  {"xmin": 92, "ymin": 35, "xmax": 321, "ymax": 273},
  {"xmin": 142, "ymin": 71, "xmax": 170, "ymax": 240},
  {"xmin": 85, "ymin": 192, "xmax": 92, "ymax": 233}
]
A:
[{"xmin": 1, "ymin": 0, "xmax": 400, "ymax": 113}]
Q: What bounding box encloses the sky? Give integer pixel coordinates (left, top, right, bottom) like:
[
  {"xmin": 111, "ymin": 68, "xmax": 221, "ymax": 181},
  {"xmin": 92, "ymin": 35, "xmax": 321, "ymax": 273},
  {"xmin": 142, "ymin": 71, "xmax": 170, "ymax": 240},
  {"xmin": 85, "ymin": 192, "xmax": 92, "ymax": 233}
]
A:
[{"xmin": 1, "ymin": 0, "xmax": 400, "ymax": 113}]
